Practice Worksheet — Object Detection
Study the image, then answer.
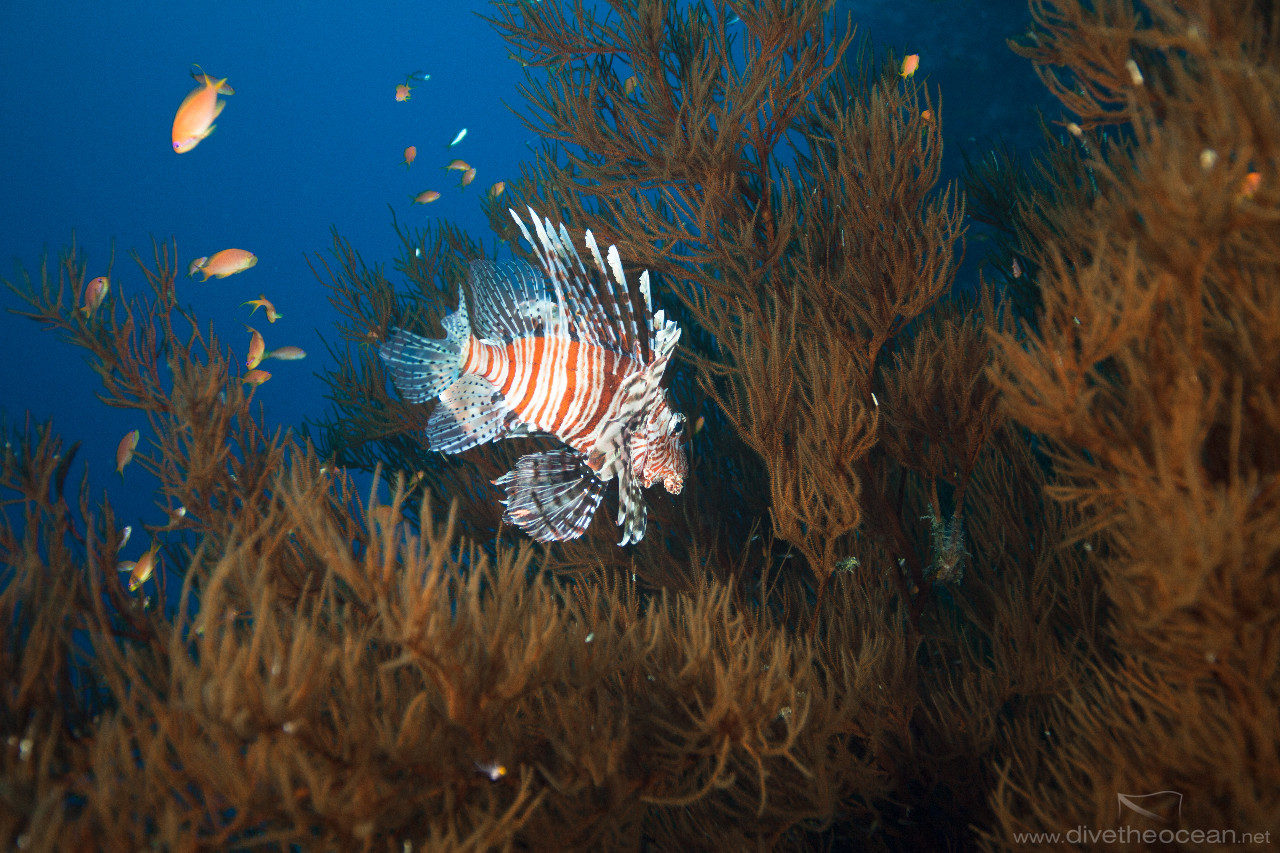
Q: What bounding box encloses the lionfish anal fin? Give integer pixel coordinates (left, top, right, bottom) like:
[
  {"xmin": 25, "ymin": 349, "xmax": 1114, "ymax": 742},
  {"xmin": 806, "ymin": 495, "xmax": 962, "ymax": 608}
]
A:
[{"xmin": 424, "ymin": 375, "xmax": 512, "ymax": 454}]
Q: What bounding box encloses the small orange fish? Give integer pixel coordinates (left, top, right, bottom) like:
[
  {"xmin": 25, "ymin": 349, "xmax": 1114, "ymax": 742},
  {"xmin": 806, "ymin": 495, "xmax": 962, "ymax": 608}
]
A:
[
  {"xmin": 265, "ymin": 346, "xmax": 307, "ymax": 361},
  {"xmin": 920, "ymin": 109, "xmax": 934, "ymax": 124},
  {"xmin": 172, "ymin": 67, "xmax": 234, "ymax": 154},
  {"xmin": 395, "ymin": 83, "xmax": 412, "ymax": 102},
  {"xmin": 80, "ymin": 276, "xmax": 109, "ymax": 317},
  {"xmin": 242, "ymin": 294, "xmax": 282, "ymax": 322},
  {"xmin": 460, "ymin": 167, "xmax": 476, "ymax": 188},
  {"xmin": 411, "ymin": 190, "xmax": 441, "ymax": 204},
  {"xmin": 403, "ymin": 146, "xmax": 417, "ymax": 168},
  {"xmin": 445, "ymin": 159, "xmax": 471, "ymax": 172},
  {"xmin": 245, "ymin": 325, "xmax": 266, "ymax": 369},
  {"xmin": 692, "ymin": 415, "xmax": 706, "ymax": 436},
  {"xmin": 624, "ymin": 75, "xmax": 638, "ymax": 96},
  {"xmin": 1240, "ymin": 171, "xmax": 1263, "ymax": 199},
  {"xmin": 242, "ymin": 369, "xmax": 272, "ymax": 387},
  {"xmin": 489, "ymin": 181, "xmax": 506, "ymax": 199},
  {"xmin": 116, "ymin": 429, "xmax": 140, "ymax": 478},
  {"xmin": 1011, "ymin": 257, "xmax": 1023, "ymax": 278},
  {"xmin": 187, "ymin": 257, "xmax": 208, "ymax": 278},
  {"xmin": 900, "ymin": 54, "xmax": 920, "ymax": 79},
  {"xmin": 192, "ymin": 249, "xmax": 257, "ymax": 281},
  {"xmin": 119, "ymin": 541, "xmax": 161, "ymax": 592}
]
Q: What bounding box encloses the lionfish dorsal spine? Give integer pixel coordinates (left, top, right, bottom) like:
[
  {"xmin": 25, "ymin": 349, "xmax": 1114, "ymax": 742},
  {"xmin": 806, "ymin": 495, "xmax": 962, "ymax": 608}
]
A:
[
  {"xmin": 511, "ymin": 206, "xmax": 652, "ymax": 359},
  {"xmin": 639, "ymin": 271, "xmax": 655, "ymax": 355}
]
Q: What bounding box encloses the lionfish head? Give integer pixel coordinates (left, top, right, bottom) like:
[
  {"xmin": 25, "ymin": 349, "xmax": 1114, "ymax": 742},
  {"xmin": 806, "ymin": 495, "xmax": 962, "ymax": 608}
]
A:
[{"xmin": 633, "ymin": 395, "xmax": 688, "ymax": 494}]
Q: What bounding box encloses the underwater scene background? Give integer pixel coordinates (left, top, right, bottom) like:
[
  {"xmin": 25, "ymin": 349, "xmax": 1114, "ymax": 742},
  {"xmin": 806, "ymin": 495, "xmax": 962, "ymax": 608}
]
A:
[{"xmin": 2, "ymin": 0, "xmax": 1276, "ymax": 850}]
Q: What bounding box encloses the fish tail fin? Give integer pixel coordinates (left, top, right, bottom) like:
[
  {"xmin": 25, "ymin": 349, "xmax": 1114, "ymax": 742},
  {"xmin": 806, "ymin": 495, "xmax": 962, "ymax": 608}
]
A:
[{"xmin": 379, "ymin": 293, "xmax": 471, "ymax": 403}]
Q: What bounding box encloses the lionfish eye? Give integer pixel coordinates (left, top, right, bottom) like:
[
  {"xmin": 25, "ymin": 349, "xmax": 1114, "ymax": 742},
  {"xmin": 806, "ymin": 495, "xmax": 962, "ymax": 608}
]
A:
[{"xmin": 671, "ymin": 415, "xmax": 685, "ymax": 434}]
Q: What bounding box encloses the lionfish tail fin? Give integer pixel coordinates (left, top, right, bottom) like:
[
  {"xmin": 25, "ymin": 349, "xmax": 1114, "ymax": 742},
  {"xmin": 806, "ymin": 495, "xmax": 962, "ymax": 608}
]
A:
[
  {"xmin": 379, "ymin": 293, "xmax": 471, "ymax": 403},
  {"xmin": 494, "ymin": 450, "xmax": 605, "ymax": 542}
]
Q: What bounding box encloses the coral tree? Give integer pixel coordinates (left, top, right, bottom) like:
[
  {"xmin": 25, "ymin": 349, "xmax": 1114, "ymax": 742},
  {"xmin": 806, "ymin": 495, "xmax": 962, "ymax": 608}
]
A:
[{"xmin": 2, "ymin": 0, "xmax": 1276, "ymax": 850}]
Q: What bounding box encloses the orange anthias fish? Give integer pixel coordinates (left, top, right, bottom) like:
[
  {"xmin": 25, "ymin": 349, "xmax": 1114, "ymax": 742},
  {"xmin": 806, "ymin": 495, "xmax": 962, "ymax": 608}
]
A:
[
  {"xmin": 265, "ymin": 346, "xmax": 307, "ymax": 361},
  {"xmin": 379, "ymin": 206, "xmax": 688, "ymax": 546},
  {"xmin": 900, "ymin": 54, "xmax": 920, "ymax": 79},
  {"xmin": 119, "ymin": 541, "xmax": 161, "ymax": 592},
  {"xmin": 489, "ymin": 181, "xmax": 506, "ymax": 199},
  {"xmin": 411, "ymin": 190, "xmax": 441, "ymax": 204},
  {"xmin": 445, "ymin": 159, "xmax": 471, "ymax": 172},
  {"xmin": 395, "ymin": 83, "xmax": 412, "ymax": 102},
  {"xmin": 460, "ymin": 167, "xmax": 477, "ymax": 188},
  {"xmin": 117, "ymin": 429, "xmax": 140, "ymax": 478},
  {"xmin": 80, "ymin": 276, "xmax": 109, "ymax": 317},
  {"xmin": 403, "ymin": 146, "xmax": 417, "ymax": 168},
  {"xmin": 245, "ymin": 325, "xmax": 266, "ymax": 369},
  {"xmin": 172, "ymin": 67, "xmax": 234, "ymax": 154},
  {"xmin": 242, "ymin": 369, "xmax": 272, "ymax": 387},
  {"xmin": 191, "ymin": 249, "xmax": 258, "ymax": 280},
  {"xmin": 242, "ymin": 294, "xmax": 282, "ymax": 322}
]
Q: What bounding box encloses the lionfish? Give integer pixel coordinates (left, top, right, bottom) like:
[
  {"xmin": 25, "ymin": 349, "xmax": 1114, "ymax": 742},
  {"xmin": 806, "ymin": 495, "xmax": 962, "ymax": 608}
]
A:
[{"xmin": 379, "ymin": 207, "xmax": 688, "ymax": 545}]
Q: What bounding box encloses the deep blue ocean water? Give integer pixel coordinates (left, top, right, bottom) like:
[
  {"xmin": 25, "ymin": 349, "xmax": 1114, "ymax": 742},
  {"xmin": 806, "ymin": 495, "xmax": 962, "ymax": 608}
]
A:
[{"xmin": 0, "ymin": 0, "xmax": 1051, "ymax": 563}]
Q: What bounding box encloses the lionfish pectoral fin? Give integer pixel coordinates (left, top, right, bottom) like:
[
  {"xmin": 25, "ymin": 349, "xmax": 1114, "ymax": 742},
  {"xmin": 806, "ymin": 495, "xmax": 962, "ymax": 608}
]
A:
[
  {"xmin": 493, "ymin": 450, "xmax": 605, "ymax": 542},
  {"xmin": 424, "ymin": 376, "xmax": 508, "ymax": 454},
  {"xmin": 616, "ymin": 458, "xmax": 649, "ymax": 546}
]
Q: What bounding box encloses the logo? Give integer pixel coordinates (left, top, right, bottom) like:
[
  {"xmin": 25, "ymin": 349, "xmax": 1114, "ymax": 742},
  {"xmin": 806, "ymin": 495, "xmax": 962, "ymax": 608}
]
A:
[{"xmin": 1117, "ymin": 791, "xmax": 1183, "ymax": 824}]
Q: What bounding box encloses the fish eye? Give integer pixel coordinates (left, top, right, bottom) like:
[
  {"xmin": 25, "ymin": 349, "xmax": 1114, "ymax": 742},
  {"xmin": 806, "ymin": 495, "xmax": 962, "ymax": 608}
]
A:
[{"xmin": 671, "ymin": 415, "xmax": 684, "ymax": 434}]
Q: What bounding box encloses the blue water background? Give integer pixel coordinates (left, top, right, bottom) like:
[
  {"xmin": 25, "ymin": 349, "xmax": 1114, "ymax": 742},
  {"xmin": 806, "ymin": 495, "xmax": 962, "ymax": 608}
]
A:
[{"xmin": 0, "ymin": 0, "xmax": 1051, "ymax": 565}]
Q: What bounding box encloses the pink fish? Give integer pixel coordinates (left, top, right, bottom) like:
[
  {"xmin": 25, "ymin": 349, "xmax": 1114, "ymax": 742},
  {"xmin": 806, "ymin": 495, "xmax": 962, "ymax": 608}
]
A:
[
  {"xmin": 192, "ymin": 249, "xmax": 257, "ymax": 281},
  {"xmin": 80, "ymin": 276, "xmax": 109, "ymax": 317},
  {"xmin": 116, "ymin": 429, "xmax": 140, "ymax": 478}
]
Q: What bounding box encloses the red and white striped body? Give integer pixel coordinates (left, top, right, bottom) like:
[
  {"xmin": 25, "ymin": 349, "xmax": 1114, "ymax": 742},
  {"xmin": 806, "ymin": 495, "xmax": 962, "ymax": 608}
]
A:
[{"xmin": 462, "ymin": 335, "xmax": 635, "ymax": 459}]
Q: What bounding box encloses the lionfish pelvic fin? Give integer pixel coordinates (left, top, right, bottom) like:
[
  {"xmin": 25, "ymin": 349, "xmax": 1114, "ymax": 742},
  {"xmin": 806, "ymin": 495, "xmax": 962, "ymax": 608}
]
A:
[
  {"xmin": 615, "ymin": 452, "xmax": 649, "ymax": 546},
  {"xmin": 493, "ymin": 450, "xmax": 606, "ymax": 542}
]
